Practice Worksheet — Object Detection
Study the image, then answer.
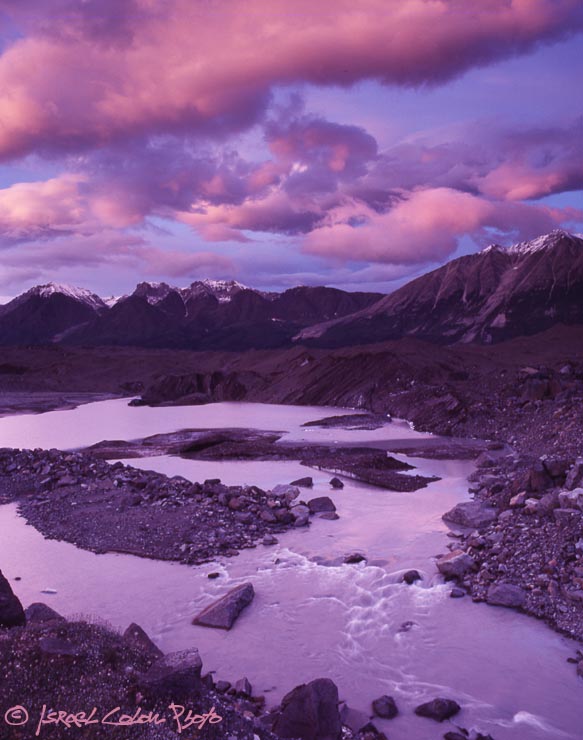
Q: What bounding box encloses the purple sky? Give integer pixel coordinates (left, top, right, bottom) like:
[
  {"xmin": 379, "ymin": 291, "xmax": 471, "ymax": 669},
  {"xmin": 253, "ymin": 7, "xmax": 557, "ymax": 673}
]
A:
[{"xmin": 0, "ymin": 0, "xmax": 581, "ymax": 299}]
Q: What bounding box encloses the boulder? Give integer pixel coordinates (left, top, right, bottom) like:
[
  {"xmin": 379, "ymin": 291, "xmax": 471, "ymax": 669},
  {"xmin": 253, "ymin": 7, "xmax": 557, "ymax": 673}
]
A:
[
  {"xmin": 273, "ymin": 678, "xmax": 342, "ymax": 740},
  {"xmin": 123, "ymin": 623, "xmax": 163, "ymax": 660},
  {"xmin": 559, "ymin": 488, "xmax": 583, "ymax": 510},
  {"xmin": 0, "ymin": 570, "xmax": 25, "ymax": 628},
  {"xmin": 24, "ymin": 602, "xmax": 65, "ymax": 624},
  {"xmin": 192, "ymin": 582, "xmax": 255, "ymax": 630},
  {"xmin": 308, "ymin": 497, "xmax": 336, "ymax": 514},
  {"xmin": 139, "ymin": 649, "xmax": 202, "ymax": 698},
  {"xmin": 437, "ymin": 551, "xmax": 475, "ymax": 580},
  {"xmin": 486, "ymin": 583, "xmax": 526, "ymax": 609},
  {"xmin": 442, "ymin": 501, "xmax": 497, "ymax": 529},
  {"xmin": 566, "ymin": 460, "xmax": 583, "ymax": 490},
  {"xmin": 414, "ymin": 698, "xmax": 461, "ymax": 722},
  {"xmin": 401, "ymin": 570, "xmax": 422, "ymax": 585},
  {"xmin": 291, "ymin": 477, "xmax": 314, "ymax": 488},
  {"xmin": 371, "ymin": 695, "xmax": 398, "ymax": 719},
  {"xmin": 344, "ymin": 552, "xmax": 367, "ymax": 565},
  {"xmin": 272, "ymin": 485, "xmax": 301, "ymax": 504},
  {"xmin": 330, "ymin": 478, "xmax": 344, "ymax": 489},
  {"xmin": 235, "ymin": 677, "xmax": 252, "ymax": 696},
  {"xmin": 528, "ymin": 463, "xmax": 552, "ymax": 492}
]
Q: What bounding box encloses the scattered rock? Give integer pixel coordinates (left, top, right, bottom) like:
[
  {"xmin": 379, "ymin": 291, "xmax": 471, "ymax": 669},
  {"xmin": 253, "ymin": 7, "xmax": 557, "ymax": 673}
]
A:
[
  {"xmin": 273, "ymin": 678, "xmax": 342, "ymax": 740},
  {"xmin": 414, "ymin": 698, "xmax": 461, "ymax": 722},
  {"xmin": 123, "ymin": 623, "xmax": 163, "ymax": 660},
  {"xmin": 262, "ymin": 534, "xmax": 278, "ymax": 546},
  {"xmin": 443, "ymin": 502, "xmax": 497, "ymax": 529},
  {"xmin": 330, "ymin": 478, "xmax": 344, "ymax": 489},
  {"xmin": 450, "ymin": 587, "xmax": 466, "ymax": 599},
  {"xmin": 371, "ymin": 695, "xmax": 398, "ymax": 719},
  {"xmin": 344, "ymin": 552, "xmax": 367, "ymax": 564},
  {"xmin": 437, "ymin": 550, "xmax": 475, "ymax": 580},
  {"xmin": 192, "ymin": 582, "xmax": 255, "ymax": 630},
  {"xmin": 291, "ymin": 477, "xmax": 314, "ymax": 488},
  {"xmin": 139, "ymin": 649, "xmax": 202, "ymax": 698},
  {"xmin": 235, "ymin": 677, "xmax": 252, "ymax": 696},
  {"xmin": 401, "ymin": 569, "xmax": 422, "ymax": 585},
  {"xmin": 0, "ymin": 569, "xmax": 25, "ymax": 628},
  {"xmin": 207, "ymin": 571, "xmax": 221, "ymax": 579},
  {"xmin": 308, "ymin": 497, "xmax": 336, "ymax": 514},
  {"xmin": 24, "ymin": 602, "xmax": 65, "ymax": 624},
  {"xmin": 486, "ymin": 583, "xmax": 526, "ymax": 609},
  {"xmin": 319, "ymin": 512, "xmax": 339, "ymax": 520}
]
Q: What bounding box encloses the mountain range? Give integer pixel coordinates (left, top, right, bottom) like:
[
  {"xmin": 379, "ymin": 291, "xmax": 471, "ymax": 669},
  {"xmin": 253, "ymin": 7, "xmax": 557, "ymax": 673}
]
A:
[{"xmin": 0, "ymin": 230, "xmax": 582, "ymax": 350}]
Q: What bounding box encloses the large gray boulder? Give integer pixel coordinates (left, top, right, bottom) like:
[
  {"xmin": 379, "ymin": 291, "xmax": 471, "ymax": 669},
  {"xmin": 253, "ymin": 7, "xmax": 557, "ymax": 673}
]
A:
[
  {"xmin": 25, "ymin": 602, "xmax": 65, "ymax": 624},
  {"xmin": 139, "ymin": 649, "xmax": 202, "ymax": 698},
  {"xmin": 486, "ymin": 583, "xmax": 526, "ymax": 609},
  {"xmin": 0, "ymin": 570, "xmax": 25, "ymax": 628},
  {"xmin": 308, "ymin": 497, "xmax": 336, "ymax": 514},
  {"xmin": 414, "ymin": 697, "xmax": 461, "ymax": 722},
  {"xmin": 437, "ymin": 550, "xmax": 475, "ymax": 580},
  {"xmin": 442, "ymin": 501, "xmax": 497, "ymax": 529},
  {"xmin": 273, "ymin": 678, "xmax": 342, "ymax": 740},
  {"xmin": 192, "ymin": 582, "xmax": 254, "ymax": 630},
  {"xmin": 123, "ymin": 622, "xmax": 163, "ymax": 660}
]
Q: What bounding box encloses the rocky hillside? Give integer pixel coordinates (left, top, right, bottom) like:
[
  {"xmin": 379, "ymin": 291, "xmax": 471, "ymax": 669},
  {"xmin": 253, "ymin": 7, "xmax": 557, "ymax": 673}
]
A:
[{"xmin": 298, "ymin": 230, "xmax": 583, "ymax": 346}]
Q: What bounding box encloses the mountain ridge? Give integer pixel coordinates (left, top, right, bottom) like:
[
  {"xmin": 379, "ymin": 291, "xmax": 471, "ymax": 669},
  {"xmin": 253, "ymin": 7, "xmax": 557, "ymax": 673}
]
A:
[{"xmin": 1, "ymin": 230, "xmax": 582, "ymax": 349}]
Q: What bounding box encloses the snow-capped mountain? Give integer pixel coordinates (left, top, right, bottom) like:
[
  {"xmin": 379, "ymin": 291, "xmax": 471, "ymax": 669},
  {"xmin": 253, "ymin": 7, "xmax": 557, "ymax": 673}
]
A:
[
  {"xmin": 0, "ymin": 282, "xmax": 107, "ymax": 345},
  {"xmin": 2, "ymin": 230, "xmax": 582, "ymax": 349},
  {"xmin": 5, "ymin": 282, "xmax": 106, "ymax": 312},
  {"xmin": 297, "ymin": 230, "xmax": 583, "ymax": 346},
  {"xmin": 132, "ymin": 279, "xmax": 253, "ymax": 306},
  {"xmin": 0, "ymin": 279, "xmax": 383, "ymax": 349}
]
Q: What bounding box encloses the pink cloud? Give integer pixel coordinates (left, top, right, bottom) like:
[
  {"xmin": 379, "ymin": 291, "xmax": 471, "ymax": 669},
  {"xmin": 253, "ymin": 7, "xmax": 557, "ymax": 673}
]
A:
[
  {"xmin": 302, "ymin": 187, "xmax": 579, "ymax": 264},
  {"xmin": 0, "ymin": 0, "xmax": 581, "ymax": 160}
]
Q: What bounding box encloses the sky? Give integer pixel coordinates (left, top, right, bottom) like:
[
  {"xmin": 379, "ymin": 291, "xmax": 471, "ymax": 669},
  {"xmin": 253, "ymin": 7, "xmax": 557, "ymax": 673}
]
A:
[{"xmin": 0, "ymin": 0, "xmax": 581, "ymax": 299}]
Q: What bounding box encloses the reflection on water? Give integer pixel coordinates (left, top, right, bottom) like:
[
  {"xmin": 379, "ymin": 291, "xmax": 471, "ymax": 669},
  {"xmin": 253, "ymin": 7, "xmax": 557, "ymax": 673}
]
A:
[{"xmin": 0, "ymin": 401, "xmax": 580, "ymax": 739}]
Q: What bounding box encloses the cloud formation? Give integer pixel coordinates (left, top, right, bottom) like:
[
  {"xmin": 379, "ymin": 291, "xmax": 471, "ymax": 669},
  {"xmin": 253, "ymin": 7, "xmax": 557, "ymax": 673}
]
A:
[
  {"xmin": 0, "ymin": 1, "xmax": 581, "ymax": 293},
  {"xmin": 0, "ymin": 0, "xmax": 582, "ymax": 160}
]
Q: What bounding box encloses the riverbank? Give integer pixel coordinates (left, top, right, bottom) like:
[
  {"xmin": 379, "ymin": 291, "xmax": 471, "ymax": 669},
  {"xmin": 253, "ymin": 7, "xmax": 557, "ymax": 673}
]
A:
[{"xmin": 0, "ymin": 446, "xmax": 346, "ymax": 565}]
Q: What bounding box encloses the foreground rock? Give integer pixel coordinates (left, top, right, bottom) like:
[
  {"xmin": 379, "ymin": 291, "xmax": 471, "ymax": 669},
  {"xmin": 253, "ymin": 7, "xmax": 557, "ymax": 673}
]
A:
[
  {"xmin": 0, "ymin": 569, "xmax": 25, "ymax": 628},
  {"xmin": 414, "ymin": 697, "xmax": 461, "ymax": 722},
  {"xmin": 273, "ymin": 678, "xmax": 342, "ymax": 740},
  {"xmin": 139, "ymin": 648, "xmax": 202, "ymax": 698},
  {"xmin": 192, "ymin": 582, "xmax": 255, "ymax": 630},
  {"xmin": 0, "ymin": 617, "xmax": 280, "ymax": 740},
  {"xmin": 24, "ymin": 602, "xmax": 65, "ymax": 624},
  {"xmin": 372, "ymin": 694, "xmax": 398, "ymax": 719},
  {"xmin": 123, "ymin": 622, "xmax": 163, "ymax": 659},
  {"xmin": 437, "ymin": 551, "xmax": 475, "ymax": 580},
  {"xmin": 443, "ymin": 501, "xmax": 498, "ymax": 529},
  {"xmin": 486, "ymin": 583, "xmax": 526, "ymax": 609}
]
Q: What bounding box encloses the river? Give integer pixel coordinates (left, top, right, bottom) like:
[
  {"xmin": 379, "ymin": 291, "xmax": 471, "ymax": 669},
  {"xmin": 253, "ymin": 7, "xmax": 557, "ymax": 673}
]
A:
[{"xmin": 0, "ymin": 399, "xmax": 580, "ymax": 740}]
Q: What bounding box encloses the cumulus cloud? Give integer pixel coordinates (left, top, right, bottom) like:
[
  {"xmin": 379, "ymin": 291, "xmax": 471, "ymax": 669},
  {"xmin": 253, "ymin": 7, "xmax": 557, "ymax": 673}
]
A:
[
  {"xmin": 0, "ymin": 0, "xmax": 581, "ymax": 160},
  {"xmin": 303, "ymin": 187, "xmax": 580, "ymax": 264}
]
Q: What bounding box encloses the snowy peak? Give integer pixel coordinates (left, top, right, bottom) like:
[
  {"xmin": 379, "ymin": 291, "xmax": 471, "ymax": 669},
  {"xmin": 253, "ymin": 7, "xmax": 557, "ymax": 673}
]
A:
[
  {"xmin": 508, "ymin": 229, "xmax": 580, "ymax": 256},
  {"xmin": 133, "ymin": 282, "xmax": 175, "ymax": 305},
  {"xmin": 183, "ymin": 279, "xmax": 249, "ymax": 303},
  {"xmin": 17, "ymin": 282, "xmax": 106, "ymax": 311}
]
